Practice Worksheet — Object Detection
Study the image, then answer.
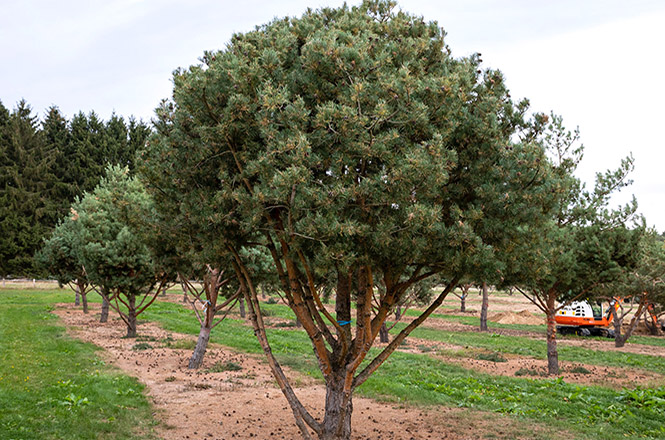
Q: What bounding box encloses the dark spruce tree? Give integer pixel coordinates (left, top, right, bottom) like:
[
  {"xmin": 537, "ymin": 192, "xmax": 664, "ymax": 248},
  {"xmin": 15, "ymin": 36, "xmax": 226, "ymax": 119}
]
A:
[
  {"xmin": 0, "ymin": 100, "xmax": 59, "ymax": 277},
  {"xmin": 0, "ymin": 100, "xmax": 152, "ymax": 278}
]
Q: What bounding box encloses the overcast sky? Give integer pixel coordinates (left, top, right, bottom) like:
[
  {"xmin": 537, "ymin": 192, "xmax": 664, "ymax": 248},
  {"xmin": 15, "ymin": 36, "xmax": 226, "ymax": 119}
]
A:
[{"xmin": 2, "ymin": 0, "xmax": 664, "ymax": 231}]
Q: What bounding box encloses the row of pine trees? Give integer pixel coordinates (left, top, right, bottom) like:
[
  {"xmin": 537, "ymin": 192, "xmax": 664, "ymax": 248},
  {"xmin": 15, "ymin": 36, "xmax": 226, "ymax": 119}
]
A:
[{"xmin": 0, "ymin": 99, "xmax": 150, "ymax": 277}]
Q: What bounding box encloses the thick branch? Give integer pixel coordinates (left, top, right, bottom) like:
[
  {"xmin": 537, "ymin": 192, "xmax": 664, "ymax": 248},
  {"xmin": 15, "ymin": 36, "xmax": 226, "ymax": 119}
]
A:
[
  {"xmin": 230, "ymin": 251, "xmax": 321, "ymax": 438},
  {"xmin": 353, "ymin": 277, "xmax": 459, "ymax": 389}
]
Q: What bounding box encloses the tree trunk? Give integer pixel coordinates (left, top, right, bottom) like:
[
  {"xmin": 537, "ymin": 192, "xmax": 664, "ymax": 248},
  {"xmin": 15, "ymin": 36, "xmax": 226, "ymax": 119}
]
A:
[
  {"xmin": 379, "ymin": 322, "xmax": 389, "ymax": 343},
  {"xmin": 612, "ymin": 310, "xmax": 626, "ymax": 348},
  {"xmin": 545, "ymin": 292, "xmax": 559, "ymax": 375},
  {"xmin": 460, "ymin": 294, "xmax": 466, "ymax": 313},
  {"xmin": 180, "ymin": 278, "xmax": 188, "ymax": 302},
  {"xmin": 615, "ymin": 333, "xmax": 627, "ymax": 348},
  {"xmin": 394, "ymin": 305, "xmax": 401, "ymax": 321},
  {"xmin": 76, "ymin": 280, "xmax": 88, "ymax": 314},
  {"xmin": 81, "ymin": 291, "xmax": 88, "ymax": 314},
  {"xmin": 479, "ymin": 282, "xmax": 489, "ymax": 331},
  {"xmin": 74, "ymin": 284, "xmax": 80, "ymax": 306},
  {"xmin": 645, "ymin": 311, "xmax": 662, "ymax": 336},
  {"xmin": 126, "ymin": 294, "xmax": 137, "ymax": 338},
  {"xmin": 100, "ymin": 294, "xmax": 110, "ymax": 323},
  {"xmin": 239, "ymin": 296, "xmax": 246, "ymax": 319},
  {"xmin": 320, "ymin": 375, "xmax": 353, "ymax": 440},
  {"xmin": 189, "ymin": 323, "xmax": 212, "ymax": 369}
]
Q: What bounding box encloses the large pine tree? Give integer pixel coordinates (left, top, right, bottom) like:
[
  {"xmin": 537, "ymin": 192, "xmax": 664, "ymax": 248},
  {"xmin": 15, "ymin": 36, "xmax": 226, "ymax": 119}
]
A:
[{"xmin": 145, "ymin": 2, "xmax": 557, "ymax": 438}]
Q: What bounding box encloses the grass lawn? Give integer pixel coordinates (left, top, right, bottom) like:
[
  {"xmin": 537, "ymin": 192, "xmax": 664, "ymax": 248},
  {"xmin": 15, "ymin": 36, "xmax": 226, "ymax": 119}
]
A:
[{"xmin": 0, "ymin": 288, "xmax": 156, "ymax": 440}]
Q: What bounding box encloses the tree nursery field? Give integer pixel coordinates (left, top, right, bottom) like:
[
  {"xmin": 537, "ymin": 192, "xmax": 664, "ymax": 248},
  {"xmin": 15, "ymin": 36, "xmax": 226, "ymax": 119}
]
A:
[{"xmin": 1, "ymin": 285, "xmax": 664, "ymax": 440}]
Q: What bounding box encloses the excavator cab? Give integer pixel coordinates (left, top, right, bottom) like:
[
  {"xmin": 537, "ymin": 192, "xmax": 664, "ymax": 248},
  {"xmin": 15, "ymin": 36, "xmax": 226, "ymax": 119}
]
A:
[{"xmin": 556, "ymin": 299, "xmax": 615, "ymax": 337}]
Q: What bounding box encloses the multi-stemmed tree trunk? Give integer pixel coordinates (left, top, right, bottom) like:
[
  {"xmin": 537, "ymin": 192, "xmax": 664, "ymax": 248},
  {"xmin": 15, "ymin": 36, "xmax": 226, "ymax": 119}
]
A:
[
  {"xmin": 93, "ymin": 286, "xmax": 113, "ymax": 323},
  {"xmin": 454, "ymin": 284, "xmax": 470, "ymax": 312},
  {"xmin": 81, "ymin": 290, "xmax": 88, "ymax": 313},
  {"xmin": 232, "ymin": 247, "xmax": 459, "ymax": 440},
  {"xmin": 100, "ymin": 280, "xmax": 166, "ymax": 338},
  {"xmin": 612, "ymin": 296, "xmax": 647, "ymax": 348},
  {"xmin": 479, "ymin": 282, "xmax": 489, "ymax": 331},
  {"xmin": 73, "ymin": 279, "xmax": 92, "ymax": 314},
  {"xmin": 181, "ymin": 269, "xmax": 240, "ymax": 369},
  {"xmin": 66, "ymin": 278, "xmax": 93, "ymax": 313},
  {"xmin": 378, "ymin": 302, "xmax": 411, "ymax": 344}
]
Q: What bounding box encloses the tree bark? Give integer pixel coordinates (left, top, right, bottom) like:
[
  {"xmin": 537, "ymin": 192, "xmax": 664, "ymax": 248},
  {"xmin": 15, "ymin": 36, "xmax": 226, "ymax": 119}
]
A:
[
  {"xmin": 74, "ymin": 284, "xmax": 80, "ymax": 306},
  {"xmin": 77, "ymin": 280, "xmax": 88, "ymax": 314},
  {"xmin": 180, "ymin": 277, "xmax": 188, "ymax": 302},
  {"xmin": 379, "ymin": 322, "xmax": 389, "ymax": 343},
  {"xmin": 321, "ymin": 374, "xmax": 352, "ymax": 440},
  {"xmin": 614, "ymin": 300, "xmax": 646, "ymax": 347},
  {"xmin": 239, "ymin": 296, "xmax": 246, "ymax": 319},
  {"xmin": 189, "ymin": 323, "xmax": 212, "ymax": 369},
  {"xmin": 460, "ymin": 294, "xmax": 466, "ymax": 313},
  {"xmin": 126, "ymin": 294, "xmax": 137, "ymax": 338},
  {"xmin": 479, "ymin": 282, "xmax": 489, "ymax": 331},
  {"xmin": 612, "ymin": 308, "xmax": 626, "ymax": 348},
  {"xmin": 545, "ymin": 291, "xmax": 559, "ymax": 375},
  {"xmin": 81, "ymin": 290, "xmax": 88, "ymax": 314},
  {"xmin": 100, "ymin": 294, "xmax": 110, "ymax": 323}
]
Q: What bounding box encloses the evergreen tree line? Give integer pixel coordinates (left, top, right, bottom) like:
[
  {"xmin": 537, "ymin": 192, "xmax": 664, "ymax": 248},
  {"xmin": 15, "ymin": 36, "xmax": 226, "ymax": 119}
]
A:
[{"xmin": 0, "ymin": 99, "xmax": 151, "ymax": 277}]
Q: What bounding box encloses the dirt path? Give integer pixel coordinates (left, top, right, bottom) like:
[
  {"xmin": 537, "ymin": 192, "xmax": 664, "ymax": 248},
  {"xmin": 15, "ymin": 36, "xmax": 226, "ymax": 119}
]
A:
[{"xmin": 54, "ymin": 302, "xmax": 560, "ymax": 440}]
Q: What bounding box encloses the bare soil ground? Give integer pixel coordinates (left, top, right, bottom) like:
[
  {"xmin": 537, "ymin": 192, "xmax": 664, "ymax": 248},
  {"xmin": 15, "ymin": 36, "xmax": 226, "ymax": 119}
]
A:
[
  {"xmin": 444, "ymin": 291, "xmax": 544, "ymax": 314},
  {"xmin": 54, "ymin": 302, "xmax": 566, "ymax": 440}
]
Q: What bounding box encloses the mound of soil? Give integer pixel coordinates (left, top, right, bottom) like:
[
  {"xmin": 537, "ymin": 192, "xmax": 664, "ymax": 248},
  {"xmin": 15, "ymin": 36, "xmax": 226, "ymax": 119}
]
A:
[{"xmin": 489, "ymin": 310, "xmax": 543, "ymax": 325}]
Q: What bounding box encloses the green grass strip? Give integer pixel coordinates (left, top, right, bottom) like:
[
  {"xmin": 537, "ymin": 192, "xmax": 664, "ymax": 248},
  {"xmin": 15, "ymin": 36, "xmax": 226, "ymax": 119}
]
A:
[
  {"xmin": 402, "ymin": 324, "xmax": 665, "ymax": 375},
  {"xmin": 0, "ymin": 289, "xmax": 156, "ymax": 440}
]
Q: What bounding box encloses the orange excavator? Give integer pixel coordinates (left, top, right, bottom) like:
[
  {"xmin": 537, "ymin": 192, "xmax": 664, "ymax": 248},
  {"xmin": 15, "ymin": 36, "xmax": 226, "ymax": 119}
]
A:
[{"xmin": 555, "ymin": 299, "xmax": 620, "ymax": 337}]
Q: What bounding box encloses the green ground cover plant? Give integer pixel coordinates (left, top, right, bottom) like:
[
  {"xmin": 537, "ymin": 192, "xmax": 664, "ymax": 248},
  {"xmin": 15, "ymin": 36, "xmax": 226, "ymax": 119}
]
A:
[
  {"xmin": 360, "ymin": 354, "xmax": 665, "ymax": 440},
  {"xmin": 0, "ymin": 289, "xmax": 156, "ymax": 440}
]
